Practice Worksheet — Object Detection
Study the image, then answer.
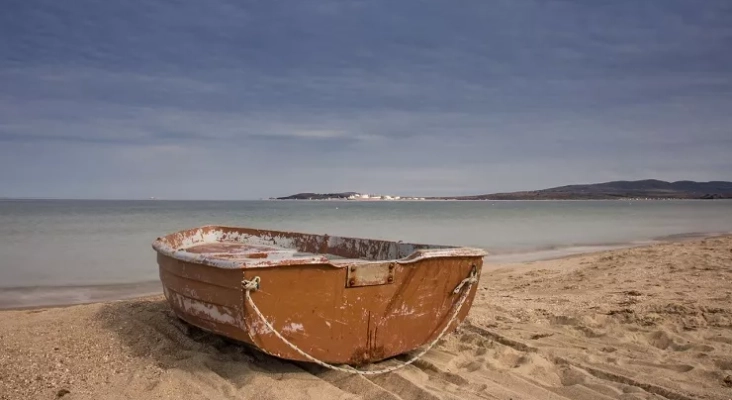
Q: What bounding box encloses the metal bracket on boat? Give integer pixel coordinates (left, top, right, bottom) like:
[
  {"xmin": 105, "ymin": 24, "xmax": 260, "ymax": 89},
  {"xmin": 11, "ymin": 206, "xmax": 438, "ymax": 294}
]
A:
[{"xmin": 345, "ymin": 262, "xmax": 396, "ymax": 288}]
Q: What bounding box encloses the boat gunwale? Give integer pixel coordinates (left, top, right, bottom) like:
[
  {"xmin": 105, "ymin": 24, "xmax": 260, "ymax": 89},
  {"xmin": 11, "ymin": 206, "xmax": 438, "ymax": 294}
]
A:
[{"xmin": 152, "ymin": 224, "xmax": 488, "ymax": 270}]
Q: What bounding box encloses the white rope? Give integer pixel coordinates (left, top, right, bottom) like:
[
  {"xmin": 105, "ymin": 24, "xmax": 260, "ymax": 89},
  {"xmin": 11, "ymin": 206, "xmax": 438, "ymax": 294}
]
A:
[
  {"xmin": 452, "ymin": 269, "xmax": 478, "ymax": 294},
  {"xmin": 242, "ymin": 267, "xmax": 478, "ymax": 375}
]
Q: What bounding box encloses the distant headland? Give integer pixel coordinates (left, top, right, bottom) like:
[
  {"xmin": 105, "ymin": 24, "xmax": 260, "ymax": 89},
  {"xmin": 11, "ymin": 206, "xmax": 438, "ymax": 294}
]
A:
[
  {"xmin": 272, "ymin": 180, "xmax": 732, "ymax": 201},
  {"xmin": 273, "ymin": 192, "xmax": 427, "ymax": 201}
]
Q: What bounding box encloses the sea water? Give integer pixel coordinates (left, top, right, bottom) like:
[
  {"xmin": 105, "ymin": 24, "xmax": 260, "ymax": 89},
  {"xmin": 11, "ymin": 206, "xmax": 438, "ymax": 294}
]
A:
[{"xmin": 1, "ymin": 199, "xmax": 731, "ymax": 307}]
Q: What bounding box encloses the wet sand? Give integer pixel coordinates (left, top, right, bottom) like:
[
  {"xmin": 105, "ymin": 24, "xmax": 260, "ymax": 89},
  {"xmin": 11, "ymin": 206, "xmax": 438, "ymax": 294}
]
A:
[{"xmin": 1, "ymin": 235, "xmax": 732, "ymax": 399}]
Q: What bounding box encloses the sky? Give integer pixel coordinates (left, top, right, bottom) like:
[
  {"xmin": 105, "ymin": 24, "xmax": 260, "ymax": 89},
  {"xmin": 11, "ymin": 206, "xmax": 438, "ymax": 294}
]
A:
[{"xmin": 1, "ymin": 0, "xmax": 731, "ymax": 199}]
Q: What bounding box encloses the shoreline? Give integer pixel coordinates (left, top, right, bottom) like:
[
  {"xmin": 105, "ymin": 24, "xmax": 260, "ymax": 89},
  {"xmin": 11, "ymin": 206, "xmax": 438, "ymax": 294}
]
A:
[
  {"xmin": 484, "ymin": 230, "xmax": 730, "ymax": 264},
  {"xmin": 1, "ymin": 231, "xmax": 729, "ymax": 311},
  {"xmin": 0, "ymin": 281, "xmax": 162, "ymax": 311}
]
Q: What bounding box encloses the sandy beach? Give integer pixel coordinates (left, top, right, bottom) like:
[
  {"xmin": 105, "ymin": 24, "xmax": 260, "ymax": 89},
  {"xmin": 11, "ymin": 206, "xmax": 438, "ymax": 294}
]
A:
[{"xmin": 2, "ymin": 235, "xmax": 731, "ymax": 400}]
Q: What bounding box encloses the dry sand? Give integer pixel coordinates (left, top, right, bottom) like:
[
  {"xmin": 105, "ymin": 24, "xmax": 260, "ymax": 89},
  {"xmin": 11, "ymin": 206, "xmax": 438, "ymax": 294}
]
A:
[{"xmin": 2, "ymin": 235, "xmax": 732, "ymax": 400}]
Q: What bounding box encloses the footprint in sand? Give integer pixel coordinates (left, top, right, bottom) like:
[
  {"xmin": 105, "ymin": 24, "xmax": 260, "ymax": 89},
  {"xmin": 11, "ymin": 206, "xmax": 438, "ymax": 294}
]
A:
[
  {"xmin": 646, "ymin": 330, "xmax": 693, "ymax": 351},
  {"xmin": 458, "ymin": 332, "xmax": 494, "ymax": 352},
  {"xmin": 529, "ymin": 332, "xmax": 554, "ymax": 340},
  {"xmin": 632, "ymin": 361, "xmax": 695, "ymax": 373},
  {"xmin": 549, "ymin": 315, "xmax": 580, "ymax": 326},
  {"xmin": 692, "ymin": 344, "xmax": 715, "ymax": 352},
  {"xmin": 574, "ymin": 325, "xmax": 606, "ymax": 338},
  {"xmin": 460, "ymin": 358, "xmax": 485, "ymax": 372},
  {"xmin": 715, "ymin": 359, "xmax": 732, "ymax": 371},
  {"xmin": 558, "ymin": 365, "xmax": 590, "ymax": 386},
  {"xmin": 548, "ymin": 315, "xmax": 607, "ymax": 338},
  {"xmin": 707, "ymin": 335, "xmax": 732, "ymax": 345}
]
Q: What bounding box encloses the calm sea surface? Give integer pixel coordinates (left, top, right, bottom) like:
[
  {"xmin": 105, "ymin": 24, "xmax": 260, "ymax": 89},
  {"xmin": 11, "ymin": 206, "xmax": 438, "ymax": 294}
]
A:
[{"xmin": 1, "ymin": 199, "xmax": 731, "ymax": 307}]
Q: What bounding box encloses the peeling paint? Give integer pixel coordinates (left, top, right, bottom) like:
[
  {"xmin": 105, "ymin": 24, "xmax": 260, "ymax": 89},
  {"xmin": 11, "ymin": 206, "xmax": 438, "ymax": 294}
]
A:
[
  {"xmin": 393, "ymin": 303, "xmax": 416, "ymax": 316},
  {"xmin": 165, "ymin": 288, "xmax": 237, "ymax": 325},
  {"xmin": 281, "ymin": 322, "xmax": 305, "ymax": 334},
  {"xmin": 249, "ymin": 319, "xmax": 272, "ymax": 335}
]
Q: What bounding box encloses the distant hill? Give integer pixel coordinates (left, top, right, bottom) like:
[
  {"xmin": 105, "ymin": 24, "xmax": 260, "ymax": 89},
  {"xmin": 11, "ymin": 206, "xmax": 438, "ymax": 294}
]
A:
[
  {"xmin": 449, "ymin": 180, "xmax": 732, "ymax": 200},
  {"xmin": 274, "ymin": 180, "xmax": 732, "ymax": 201},
  {"xmin": 275, "ymin": 192, "xmax": 359, "ymax": 200}
]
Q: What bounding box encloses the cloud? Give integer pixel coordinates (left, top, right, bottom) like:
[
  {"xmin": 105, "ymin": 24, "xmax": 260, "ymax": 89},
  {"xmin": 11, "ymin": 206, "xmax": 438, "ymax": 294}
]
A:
[{"xmin": 0, "ymin": 0, "xmax": 731, "ymax": 198}]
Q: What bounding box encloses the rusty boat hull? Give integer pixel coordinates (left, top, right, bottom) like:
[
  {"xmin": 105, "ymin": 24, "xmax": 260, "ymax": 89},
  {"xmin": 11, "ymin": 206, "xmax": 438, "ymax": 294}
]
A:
[{"xmin": 152, "ymin": 225, "xmax": 487, "ymax": 365}]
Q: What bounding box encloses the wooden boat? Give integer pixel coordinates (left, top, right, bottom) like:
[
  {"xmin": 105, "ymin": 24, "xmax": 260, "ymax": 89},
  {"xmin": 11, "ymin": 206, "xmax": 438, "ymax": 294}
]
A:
[{"xmin": 152, "ymin": 225, "xmax": 487, "ymax": 367}]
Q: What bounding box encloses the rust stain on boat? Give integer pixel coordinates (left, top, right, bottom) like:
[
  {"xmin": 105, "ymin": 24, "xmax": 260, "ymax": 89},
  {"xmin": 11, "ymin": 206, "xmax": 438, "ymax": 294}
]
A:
[{"xmin": 152, "ymin": 225, "xmax": 487, "ymax": 365}]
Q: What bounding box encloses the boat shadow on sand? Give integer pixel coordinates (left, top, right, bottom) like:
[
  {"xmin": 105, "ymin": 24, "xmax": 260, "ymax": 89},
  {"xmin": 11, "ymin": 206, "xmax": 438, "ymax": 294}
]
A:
[{"xmin": 95, "ymin": 296, "xmax": 325, "ymax": 383}]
